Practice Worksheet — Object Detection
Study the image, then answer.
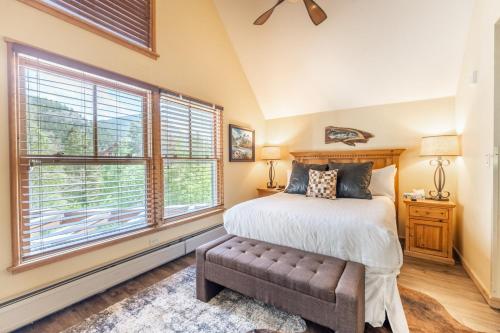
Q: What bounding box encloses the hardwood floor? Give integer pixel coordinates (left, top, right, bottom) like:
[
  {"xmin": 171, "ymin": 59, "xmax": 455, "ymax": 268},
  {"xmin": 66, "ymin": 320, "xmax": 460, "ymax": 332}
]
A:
[
  {"xmin": 398, "ymin": 256, "xmax": 500, "ymax": 333},
  {"xmin": 14, "ymin": 255, "xmax": 196, "ymax": 333},
  {"xmin": 14, "ymin": 254, "xmax": 500, "ymax": 333}
]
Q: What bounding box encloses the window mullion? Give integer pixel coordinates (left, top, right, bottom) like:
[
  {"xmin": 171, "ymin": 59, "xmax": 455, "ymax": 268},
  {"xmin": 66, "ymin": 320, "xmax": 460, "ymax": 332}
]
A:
[
  {"xmin": 151, "ymin": 90, "xmax": 164, "ymax": 226},
  {"xmin": 189, "ymin": 105, "xmax": 193, "ymax": 159}
]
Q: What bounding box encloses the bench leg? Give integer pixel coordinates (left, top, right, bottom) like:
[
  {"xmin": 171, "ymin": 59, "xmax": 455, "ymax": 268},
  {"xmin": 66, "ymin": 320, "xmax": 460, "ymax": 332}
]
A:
[
  {"xmin": 335, "ymin": 296, "xmax": 364, "ymax": 333},
  {"xmin": 335, "ymin": 262, "xmax": 365, "ymax": 333},
  {"xmin": 195, "ymin": 235, "xmax": 234, "ymax": 302},
  {"xmin": 196, "ymin": 274, "xmax": 223, "ymax": 302}
]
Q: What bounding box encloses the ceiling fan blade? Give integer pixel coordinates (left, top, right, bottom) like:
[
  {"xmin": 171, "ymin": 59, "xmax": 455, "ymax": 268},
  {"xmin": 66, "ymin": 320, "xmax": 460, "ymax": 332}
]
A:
[
  {"xmin": 254, "ymin": 0, "xmax": 285, "ymax": 25},
  {"xmin": 303, "ymin": 0, "xmax": 327, "ymax": 25}
]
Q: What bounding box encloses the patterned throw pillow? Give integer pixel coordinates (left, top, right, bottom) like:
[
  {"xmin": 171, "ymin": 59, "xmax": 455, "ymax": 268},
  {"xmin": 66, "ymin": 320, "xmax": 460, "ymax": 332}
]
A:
[{"xmin": 306, "ymin": 169, "xmax": 338, "ymax": 200}]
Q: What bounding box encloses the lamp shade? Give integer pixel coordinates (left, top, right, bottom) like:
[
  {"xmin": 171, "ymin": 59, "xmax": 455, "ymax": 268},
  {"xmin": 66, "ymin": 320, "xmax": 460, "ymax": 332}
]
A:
[
  {"xmin": 262, "ymin": 146, "xmax": 281, "ymax": 160},
  {"xmin": 420, "ymin": 135, "xmax": 460, "ymax": 157}
]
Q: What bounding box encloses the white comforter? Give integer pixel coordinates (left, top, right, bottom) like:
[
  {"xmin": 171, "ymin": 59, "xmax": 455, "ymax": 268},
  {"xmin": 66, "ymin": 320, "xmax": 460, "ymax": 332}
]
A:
[{"xmin": 224, "ymin": 193, "xmax": 409, "ymax": 333}]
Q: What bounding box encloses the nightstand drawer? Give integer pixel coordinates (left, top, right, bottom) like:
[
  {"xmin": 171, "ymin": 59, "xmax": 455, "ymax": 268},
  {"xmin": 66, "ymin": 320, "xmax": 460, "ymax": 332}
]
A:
[{"xmin": 409, "ymin": 205, "xmax": 448, "ymax": 220}]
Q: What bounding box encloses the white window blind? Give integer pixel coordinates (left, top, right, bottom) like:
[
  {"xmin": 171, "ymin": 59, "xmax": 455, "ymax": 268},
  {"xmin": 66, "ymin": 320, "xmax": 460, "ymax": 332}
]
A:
[
  {"xmin": 15, "ymin": 50, "xmax": 153, "ymax": 260},
  {"xmin": 40, "ymin": 0, "xmax": 154, "ymax": 49},
  {"xmin": 160, "ymin": 93, "xmax": 223, "ymax": 220}
]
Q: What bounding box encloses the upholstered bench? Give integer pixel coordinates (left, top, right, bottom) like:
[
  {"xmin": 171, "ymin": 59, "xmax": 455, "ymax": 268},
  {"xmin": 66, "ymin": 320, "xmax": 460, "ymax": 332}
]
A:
[{"xmin": 196, "ymin": 235, "xmax": 365, "ymax": 333}]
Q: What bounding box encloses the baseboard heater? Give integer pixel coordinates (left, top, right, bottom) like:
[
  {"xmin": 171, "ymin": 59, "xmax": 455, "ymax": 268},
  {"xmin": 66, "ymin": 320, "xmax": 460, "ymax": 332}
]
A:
[{"xmin": 0, "ymin": 225, "xmax": 226, "ymax": 333}]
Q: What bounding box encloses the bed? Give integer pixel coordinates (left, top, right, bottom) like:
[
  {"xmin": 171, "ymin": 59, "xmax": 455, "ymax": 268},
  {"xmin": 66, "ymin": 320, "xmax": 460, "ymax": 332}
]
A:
[{"xmin": 224, "ymin": 149, "xmax": 409, "ymax": 333}]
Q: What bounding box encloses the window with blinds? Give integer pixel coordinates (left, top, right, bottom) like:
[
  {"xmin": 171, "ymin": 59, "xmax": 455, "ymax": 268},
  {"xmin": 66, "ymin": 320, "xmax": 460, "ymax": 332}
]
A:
[
  {"xmin": 9, "ymin": 42, "xmax": 224, "ymax": 268},
  {"xmin": 13, "ymin": 48, "xmax": 153, "ymax": 261},
  {"xmin": 19, "ymin": 0, "xmax": 156, "ymax": 57},
  {"xmin": 160, "ymin": 93, "xmax": 223, "ymax": 220}
]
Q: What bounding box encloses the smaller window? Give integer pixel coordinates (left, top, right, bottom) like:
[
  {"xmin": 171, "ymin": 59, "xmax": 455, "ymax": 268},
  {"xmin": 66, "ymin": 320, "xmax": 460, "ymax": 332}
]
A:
[
  {"xmin": 160, "ymin": 93, "xmax": 224, "ymax": 220},
  {"xmin": 19, "ymin": 0, "xmax": 158, "ymax": 59}
]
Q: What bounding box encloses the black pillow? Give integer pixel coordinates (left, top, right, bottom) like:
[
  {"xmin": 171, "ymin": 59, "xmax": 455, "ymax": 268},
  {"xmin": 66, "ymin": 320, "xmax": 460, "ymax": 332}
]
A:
[
  {"xmin": 328, "ymin": 162, "xmax": 373, "ymax": 199},
  {"xmin": 285, "ymin": 161, "xmax": 328, "ymax": 195}
]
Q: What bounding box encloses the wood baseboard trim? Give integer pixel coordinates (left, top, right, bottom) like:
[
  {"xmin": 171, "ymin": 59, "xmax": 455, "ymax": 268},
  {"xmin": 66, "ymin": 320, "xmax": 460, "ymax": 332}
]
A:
[
  {"xmin": 404, "ymin": 250, "xmax": 455, "ymax": 265},
  {"xmin": 454, "ymin": 247, "xmax": 500, "ymax": 309}
]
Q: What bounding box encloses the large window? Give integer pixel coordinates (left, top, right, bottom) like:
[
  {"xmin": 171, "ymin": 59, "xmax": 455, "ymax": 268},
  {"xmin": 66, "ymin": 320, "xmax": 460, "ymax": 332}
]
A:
[
  {"xmin": 12, "ymin": 47, "xmax": 153, "ymax": 262},
  {"xmin": 8, "ymin": 43, "xmax": 223, "ymax": 270},
  {"xmin": 160, "ymin": 93, "xmax": 223, "ymax": 220},
  {"xmin": 19, "ymin": 0, "xmax": 157, "ymax": 58}
]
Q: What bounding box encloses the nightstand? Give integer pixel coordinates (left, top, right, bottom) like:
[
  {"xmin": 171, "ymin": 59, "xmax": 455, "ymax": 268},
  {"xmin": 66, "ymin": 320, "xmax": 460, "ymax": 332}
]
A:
[
  {"xmin": 404, "ymin": 199, "xmax": 456, "ymax": 265},
  {"xmin": 257, "ymin": 188, "xmax": 284, "ymax": 198}
]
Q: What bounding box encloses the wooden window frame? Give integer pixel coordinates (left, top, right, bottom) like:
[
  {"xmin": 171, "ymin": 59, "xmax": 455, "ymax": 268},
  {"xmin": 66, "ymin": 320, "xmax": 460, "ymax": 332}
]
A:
[
  {"xmin": 18, "ymin": 0, "xmax": 159, "ymax": 59},
  {"xmin": 159, "ymin": 92, "xmax": 224, "ymax": 224},
  {"xmin": 7, "ymin": 41, "xmax": 224, "ymax": 273}
]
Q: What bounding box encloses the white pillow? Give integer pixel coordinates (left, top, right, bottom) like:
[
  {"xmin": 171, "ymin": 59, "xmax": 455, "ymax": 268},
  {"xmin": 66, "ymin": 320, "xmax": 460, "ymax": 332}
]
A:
[
  {"xmin": 369, "ymin": 164, "xmax": 397, "ymax": 201},
  {"xmin": 286, "ymin": 169, "xmax": 292, "ymax": 186}
]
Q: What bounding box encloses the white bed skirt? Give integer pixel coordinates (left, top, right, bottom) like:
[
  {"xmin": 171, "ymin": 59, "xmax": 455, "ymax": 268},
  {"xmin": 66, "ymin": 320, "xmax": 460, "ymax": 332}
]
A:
[{"xmin": 365, "ymin": 270, "xmax": 408, "ymax": 332}]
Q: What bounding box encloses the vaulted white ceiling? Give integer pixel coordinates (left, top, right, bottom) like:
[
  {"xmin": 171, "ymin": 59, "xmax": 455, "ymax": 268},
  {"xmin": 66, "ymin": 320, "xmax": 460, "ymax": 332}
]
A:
[{"xmin": 213, "ymin": 0, "xmax": 474, "ymax": 119}]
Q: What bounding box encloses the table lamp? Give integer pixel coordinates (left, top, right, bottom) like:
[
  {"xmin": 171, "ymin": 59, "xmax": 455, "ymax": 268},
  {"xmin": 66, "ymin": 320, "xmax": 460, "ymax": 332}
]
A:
[
  {"xmin": 420, "ymin": 135, "xmax": 460, "ymax": 201},
  {"xmin": 262, "ymin": 146, "xmax": 281, "ymax": 188}
]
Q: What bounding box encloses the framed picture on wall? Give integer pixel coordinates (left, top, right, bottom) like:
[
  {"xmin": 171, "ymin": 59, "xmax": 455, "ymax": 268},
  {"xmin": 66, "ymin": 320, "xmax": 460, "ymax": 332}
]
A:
[{"xmin": 229, "ymin": 124, "xmax": 255, "ymax": 162}]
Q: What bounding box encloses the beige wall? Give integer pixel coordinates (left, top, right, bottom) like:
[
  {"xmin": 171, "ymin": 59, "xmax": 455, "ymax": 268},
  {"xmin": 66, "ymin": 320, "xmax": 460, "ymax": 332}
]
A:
[
  {"xmin": 0, "ymin": 0, "xmax": 266, "ymax": 301},
  {"xmin": 266, "ymin": 97, "xmax": 457, "ymax": 236},
  {"xmin": 455, "ymin": 0, "xmax": 500, "ymax": 300},
  {"xmin": 1, "ymin": 0, "xmax": 498, "ymax": 309}
]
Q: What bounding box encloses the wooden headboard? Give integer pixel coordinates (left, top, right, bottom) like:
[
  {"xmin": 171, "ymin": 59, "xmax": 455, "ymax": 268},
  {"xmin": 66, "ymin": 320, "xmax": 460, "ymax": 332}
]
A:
[{"xmin": 290, "ymin": 149, "xmax": 406, "ymax": 220}]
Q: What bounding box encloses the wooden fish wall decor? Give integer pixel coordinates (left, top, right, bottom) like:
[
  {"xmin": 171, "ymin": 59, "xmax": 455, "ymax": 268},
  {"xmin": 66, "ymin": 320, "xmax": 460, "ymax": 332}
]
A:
[{"xmin": 325, "ymin": 126, "xmax": 374, "ymax": 146}]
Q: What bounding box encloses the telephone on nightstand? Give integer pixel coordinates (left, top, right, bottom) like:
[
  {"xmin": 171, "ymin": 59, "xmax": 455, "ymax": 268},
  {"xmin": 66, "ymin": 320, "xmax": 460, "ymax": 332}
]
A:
[{"xmin": 402, "ymin": 189, "xmax": 425, "ymax": 201}]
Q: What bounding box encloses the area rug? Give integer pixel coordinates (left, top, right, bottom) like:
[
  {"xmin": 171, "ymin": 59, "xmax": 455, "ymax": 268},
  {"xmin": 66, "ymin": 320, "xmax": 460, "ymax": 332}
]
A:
[
  {"xmin": 398, "ymin": 286, "xmax": 480, "ymax": 333},
  {"xmin": 63, "ymin": 266, "xmax": 307, "ymax": 333},
  {"xmin": 364, "ymin": 286, "xmax": 480, "ymax": 333},
  {"xmin": 64, "ymin": 266, "xmax": 481, "ymax": 333}
]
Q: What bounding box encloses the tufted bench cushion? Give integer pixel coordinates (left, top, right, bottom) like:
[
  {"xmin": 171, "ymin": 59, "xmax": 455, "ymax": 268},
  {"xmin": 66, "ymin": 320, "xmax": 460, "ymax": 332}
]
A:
[
  {"xmin": 196, "ymin": 235, "xmax": 365, "ymax": 333},
  {"xmin": 206, "ymin": 236, "xmax": 346, "ymax": 302}
]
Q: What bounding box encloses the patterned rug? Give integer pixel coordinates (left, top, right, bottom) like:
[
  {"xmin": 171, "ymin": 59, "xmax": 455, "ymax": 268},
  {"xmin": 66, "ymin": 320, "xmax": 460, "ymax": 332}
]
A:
[
  {"xmin": 363, "ymin": 288, "xmax": 481, "ymax": 333},
  {"xmin": 63, "ymin": 266, "xmax": 481, "ymax": 333},
  {"xmin": 63, "ymin": 266, "xmax": 306, "ymax": 333},
  {"xmin": 398, "ymin": 286, "xmax": 481, "ymax": 333}
]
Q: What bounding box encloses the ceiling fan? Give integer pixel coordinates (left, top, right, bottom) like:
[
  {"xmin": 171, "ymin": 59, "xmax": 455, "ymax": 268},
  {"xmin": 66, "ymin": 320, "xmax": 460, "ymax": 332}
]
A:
[{"xmin": 253, "ymin": 0, "xmax": 327, "ymax": 26}]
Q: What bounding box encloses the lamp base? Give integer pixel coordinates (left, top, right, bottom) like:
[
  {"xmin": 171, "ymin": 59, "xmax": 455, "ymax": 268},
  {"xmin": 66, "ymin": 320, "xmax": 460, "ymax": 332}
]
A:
[
  {"xmin": 266, "ymin": 160, "xmax": 277, "ymax": 189},
  {"xmin": 426, "ymin": 196, "xmax": 450, "ymax": 202},
  {"xmin": 428, "ymin": 158, "xmax": 451, "ymax": 202}
]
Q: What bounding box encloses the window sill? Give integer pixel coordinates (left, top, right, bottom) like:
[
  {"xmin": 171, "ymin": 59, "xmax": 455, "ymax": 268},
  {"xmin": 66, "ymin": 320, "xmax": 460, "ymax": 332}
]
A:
[
  {"xmin": 8, "ymin": 207, "xmax": 225, "ymax": 274},
  {"xmin": 161, "ymin": 206, "xmax": 226, "ymax": 229},
  {"xmin": 8, "ymin": 226, "xmax": 157, "ymax": 274}
]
